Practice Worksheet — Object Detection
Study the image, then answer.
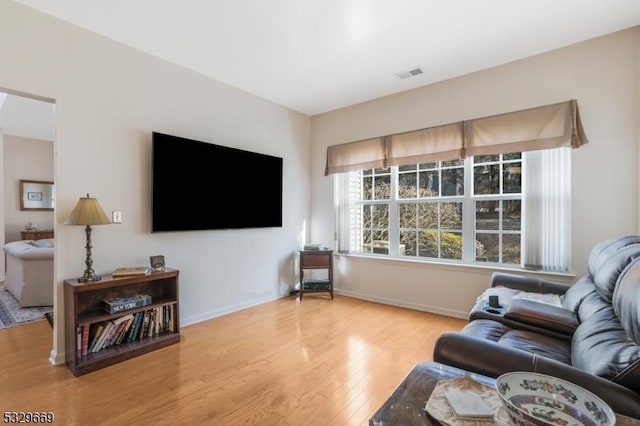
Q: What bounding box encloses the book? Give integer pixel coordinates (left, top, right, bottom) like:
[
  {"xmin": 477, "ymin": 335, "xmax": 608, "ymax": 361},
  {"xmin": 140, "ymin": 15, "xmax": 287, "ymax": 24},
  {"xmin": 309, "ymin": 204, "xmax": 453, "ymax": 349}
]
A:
[
  {"xmin": 81, "ymin": 324, "xmax": 90, "ymax": 357},
  {"xmin": 92, "ymin": 321, "xmax": 115, "ymax": 353},
  {"xmin": 116, "ymin": 315, "xmax": 135, "ymax": 345},
  {"xmin": 127, "ymin": 312, "xmax": 144, "ymax": 342},
  {"xmin": 112, "ymin": 267, "xmax": 151, "ymax": 277},
  {"xmin": 102, "ymin": 294, "xmax": 152, "ymax": 314},
  {"xmin": 88, "ymin": 323, "xmax": 105, "ymax": 353},
  {"xmin": 106, "ymin": 314, "xmax": 134, "ymax": 347},
  {"xmin": 303, "ymin": 244, "xmax": 329, "ymax": 251},
  {"xmin": 445, "ymin": 390, "xmax": 493, "ymax": 419}
]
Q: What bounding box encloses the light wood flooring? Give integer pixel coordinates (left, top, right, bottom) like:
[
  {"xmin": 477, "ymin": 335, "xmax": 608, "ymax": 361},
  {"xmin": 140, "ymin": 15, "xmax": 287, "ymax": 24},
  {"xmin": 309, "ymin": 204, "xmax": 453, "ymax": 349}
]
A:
[{"xmin": 0, "ymin": 295, "xmax": 466, "ymax": 425}]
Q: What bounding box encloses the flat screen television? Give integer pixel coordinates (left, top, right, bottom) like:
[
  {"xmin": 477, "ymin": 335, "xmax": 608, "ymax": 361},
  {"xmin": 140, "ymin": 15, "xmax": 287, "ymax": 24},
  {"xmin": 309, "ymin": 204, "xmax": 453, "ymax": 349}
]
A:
[{"xmin": 152, "ymin": 132, "xmax": 283, "ymax": 232}]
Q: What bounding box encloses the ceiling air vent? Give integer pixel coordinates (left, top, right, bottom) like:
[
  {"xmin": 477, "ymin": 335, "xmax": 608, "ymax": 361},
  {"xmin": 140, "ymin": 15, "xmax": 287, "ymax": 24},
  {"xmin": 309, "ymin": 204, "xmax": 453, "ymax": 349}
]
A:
[{"xmin": 396, "ymin": 67, "xmax": 424, "ymax": 80}]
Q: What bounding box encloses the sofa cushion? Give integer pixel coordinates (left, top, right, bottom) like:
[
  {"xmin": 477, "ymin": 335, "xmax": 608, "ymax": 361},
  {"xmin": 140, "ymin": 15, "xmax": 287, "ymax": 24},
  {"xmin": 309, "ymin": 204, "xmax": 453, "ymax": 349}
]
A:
[
  {"xmin": 571, "ymin": 307, "xmax": 640, "ymax": 393},
  {"xmin": 29, "ymin": 239, "xmax": 53, "ymax": 248},
  {"xmin": 587, "ymin": 235, "xmax": 640, "ymax": 278},
  {"xmin": 612, "ymin": 257, "xmax": 640, "ymax": 345},
  {"xmin": 591, "ymin": 243, "xmax": 640, "ymax": 303},
  {"xmin": 499, "ymin": 330, "xmax": 571, "ymax": 364},
  {"xmin": 462, "ymin": 319, "xmax": 571, "ymax": 364},
  {"xmin": 561, "ymin": 275, "xmax": 596, "ymax": 313},
  {"xmin": 3, "ymin": 240, "xmax": 53, "ymax": 260}
]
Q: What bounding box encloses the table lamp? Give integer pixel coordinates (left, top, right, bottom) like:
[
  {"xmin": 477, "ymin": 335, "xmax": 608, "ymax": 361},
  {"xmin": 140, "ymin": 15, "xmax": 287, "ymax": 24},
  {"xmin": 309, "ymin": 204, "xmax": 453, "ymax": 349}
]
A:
[{"xmin": 64, "ymin": 193, "xmax": 111, "ymax": 282}]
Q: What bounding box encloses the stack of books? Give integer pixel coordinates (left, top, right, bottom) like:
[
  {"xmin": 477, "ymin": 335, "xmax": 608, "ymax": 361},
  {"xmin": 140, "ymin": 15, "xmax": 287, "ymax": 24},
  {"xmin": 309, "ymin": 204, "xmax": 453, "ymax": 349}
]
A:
[
  {"xmin": 102, "ymin": 294, "xmax": 152, "ymax": 314},
  {"xmin": 303, "ymin": 244, "xmax": 329, "ymax": 251}
]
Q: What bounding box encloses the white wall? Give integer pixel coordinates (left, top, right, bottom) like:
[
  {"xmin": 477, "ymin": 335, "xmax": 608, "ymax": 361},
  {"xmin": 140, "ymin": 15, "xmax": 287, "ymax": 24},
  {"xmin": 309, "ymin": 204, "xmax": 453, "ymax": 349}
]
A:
[
  {"xmin": 3, "ymin": 135, "xmax": 55, "ymax": 242},
  {"xmin": 0, "ymin": 1, "xmax": 311, "ymax": 364},
  {"xmin": 310, "ymin": 28, "xmax": 640, "ymax": 317}
]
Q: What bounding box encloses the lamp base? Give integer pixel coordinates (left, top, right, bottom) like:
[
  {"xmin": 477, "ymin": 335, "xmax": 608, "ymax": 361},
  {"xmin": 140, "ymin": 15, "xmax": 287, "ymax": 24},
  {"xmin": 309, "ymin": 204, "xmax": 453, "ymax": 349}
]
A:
[{"xmin": 78, "ymin": 270, "xmax": 102, "ymax": 282}]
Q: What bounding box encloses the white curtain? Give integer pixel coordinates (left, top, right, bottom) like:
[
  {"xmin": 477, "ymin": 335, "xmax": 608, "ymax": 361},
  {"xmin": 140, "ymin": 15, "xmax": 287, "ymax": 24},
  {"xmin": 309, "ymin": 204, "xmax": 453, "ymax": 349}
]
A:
[{"xmin": 522, "ymin": 147, "xmax": 571, "ymax": 272}]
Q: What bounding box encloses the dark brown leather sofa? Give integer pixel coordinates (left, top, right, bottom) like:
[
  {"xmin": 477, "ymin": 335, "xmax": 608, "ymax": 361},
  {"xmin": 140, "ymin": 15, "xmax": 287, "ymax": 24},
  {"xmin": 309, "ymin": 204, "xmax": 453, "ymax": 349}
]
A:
[{"xmin": 433, "ymin": 235, "xmax": 640, "ymax": 418}]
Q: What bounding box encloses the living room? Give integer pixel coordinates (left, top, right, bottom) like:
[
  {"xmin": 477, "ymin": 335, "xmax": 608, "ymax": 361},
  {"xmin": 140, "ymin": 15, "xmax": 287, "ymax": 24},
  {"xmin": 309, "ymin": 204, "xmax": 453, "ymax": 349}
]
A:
[{"xmin": 1, "ymin": 0, "xmax": 639, "ymax": 424}]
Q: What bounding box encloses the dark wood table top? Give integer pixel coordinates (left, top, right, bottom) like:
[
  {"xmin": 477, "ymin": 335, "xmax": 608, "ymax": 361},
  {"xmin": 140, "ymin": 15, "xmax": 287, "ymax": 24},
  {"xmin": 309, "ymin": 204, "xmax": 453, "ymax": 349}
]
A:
[
  {"xmin": 369, "ymin": 361, "xmax": 495, "ymax": 426},
  {"xmin": 369, "ymin": 361, "xmax": 640, "ymax": 426}
]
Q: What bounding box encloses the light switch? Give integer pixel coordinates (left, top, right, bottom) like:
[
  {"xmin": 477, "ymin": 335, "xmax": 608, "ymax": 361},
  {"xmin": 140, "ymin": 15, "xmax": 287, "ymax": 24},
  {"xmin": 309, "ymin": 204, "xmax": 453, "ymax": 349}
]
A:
[{"xmin": 112, "ymin": 210, "xmax": 122, "ymax": 223}]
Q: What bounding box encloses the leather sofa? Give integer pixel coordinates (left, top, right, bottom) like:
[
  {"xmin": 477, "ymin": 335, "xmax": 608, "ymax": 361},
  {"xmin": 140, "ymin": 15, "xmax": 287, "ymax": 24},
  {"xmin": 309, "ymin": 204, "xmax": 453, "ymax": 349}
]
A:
[
  {"xmin": 3, "ymin": 239, "xmax": 54, "ymax": 307},
  {"xmin": 433, "ymin": 235, "xmax": 640, "ymax": 418}
]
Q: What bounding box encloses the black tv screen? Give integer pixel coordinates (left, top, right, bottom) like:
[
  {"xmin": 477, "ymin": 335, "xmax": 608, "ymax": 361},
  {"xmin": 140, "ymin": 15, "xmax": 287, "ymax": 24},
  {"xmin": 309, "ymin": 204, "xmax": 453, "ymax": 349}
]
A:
[{"xmin": 152, "ymin": 132, "xmax": 283, "ymax": 232}]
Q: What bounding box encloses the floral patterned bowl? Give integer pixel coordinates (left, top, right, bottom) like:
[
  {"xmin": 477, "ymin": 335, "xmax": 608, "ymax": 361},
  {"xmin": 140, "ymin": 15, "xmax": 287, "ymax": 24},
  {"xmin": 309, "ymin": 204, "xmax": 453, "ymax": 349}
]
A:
[{"xmin": 495, "ymin": 372, "xmax": 616, "ymax": 426}]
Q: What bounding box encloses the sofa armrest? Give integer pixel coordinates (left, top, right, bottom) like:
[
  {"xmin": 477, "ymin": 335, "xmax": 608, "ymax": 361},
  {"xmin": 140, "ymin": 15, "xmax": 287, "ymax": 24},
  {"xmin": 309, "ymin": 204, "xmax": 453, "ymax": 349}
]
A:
[
  {"xmin": 433, "ymin": 332, "xmax": 640, "ymax": 419},
  {"xmin": 503, "ymin": 299, "xmax": 578, "ymax": 336},
  {"xmin": 491, "ymin": 272, "xmax": 569, "ymax": 295}
]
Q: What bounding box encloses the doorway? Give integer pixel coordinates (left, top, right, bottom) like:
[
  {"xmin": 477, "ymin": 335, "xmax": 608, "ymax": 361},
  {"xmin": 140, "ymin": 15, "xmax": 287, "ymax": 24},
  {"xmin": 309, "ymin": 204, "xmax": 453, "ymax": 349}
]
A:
[{"xmin": 0, "ymin": 90, "xmax": 55, "ymax": 328}]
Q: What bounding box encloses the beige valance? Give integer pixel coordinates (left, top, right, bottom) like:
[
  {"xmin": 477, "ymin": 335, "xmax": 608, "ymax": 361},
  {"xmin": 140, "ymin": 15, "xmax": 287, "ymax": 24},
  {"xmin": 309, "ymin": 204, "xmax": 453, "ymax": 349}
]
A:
[
  {"xmin": 324, "ymin": 99, "xmax": 588, "ymax": 175},
  {"xmin": 387, "ymin": 122, "xmax": 464, "ymax": 166},
  {"xmin": 324, "ymin": 137, "xmax": 386, "ymax": 175}
]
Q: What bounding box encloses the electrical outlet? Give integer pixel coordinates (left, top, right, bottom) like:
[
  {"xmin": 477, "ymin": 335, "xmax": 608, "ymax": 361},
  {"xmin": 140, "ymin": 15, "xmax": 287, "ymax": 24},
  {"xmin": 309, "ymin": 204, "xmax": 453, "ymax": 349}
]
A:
[{"xmin": 112, "ymin": 210, "xmax": 122, "ymax": 223}]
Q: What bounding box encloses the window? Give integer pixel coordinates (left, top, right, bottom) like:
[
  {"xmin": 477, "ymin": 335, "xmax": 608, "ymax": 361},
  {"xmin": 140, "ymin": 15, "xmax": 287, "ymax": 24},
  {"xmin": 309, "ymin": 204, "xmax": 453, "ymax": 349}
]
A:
[{"xmin": 338, "ymin": 150, "xmax": 566, "ymax": 270}]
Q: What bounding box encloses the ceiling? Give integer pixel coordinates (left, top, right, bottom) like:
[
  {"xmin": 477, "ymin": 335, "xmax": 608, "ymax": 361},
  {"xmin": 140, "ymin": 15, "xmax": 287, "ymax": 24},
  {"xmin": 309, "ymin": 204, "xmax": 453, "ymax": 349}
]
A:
[{"xmin": 12, "ymin": 0, "xmax": 640, "ymax": 115}]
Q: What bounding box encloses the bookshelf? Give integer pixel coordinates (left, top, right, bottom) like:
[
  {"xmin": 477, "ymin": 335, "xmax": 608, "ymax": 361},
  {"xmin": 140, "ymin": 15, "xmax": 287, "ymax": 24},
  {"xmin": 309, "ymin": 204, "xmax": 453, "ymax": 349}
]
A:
[{"xmin": 64, "ymin": 268, "xmax": 181, "ymax": 376}]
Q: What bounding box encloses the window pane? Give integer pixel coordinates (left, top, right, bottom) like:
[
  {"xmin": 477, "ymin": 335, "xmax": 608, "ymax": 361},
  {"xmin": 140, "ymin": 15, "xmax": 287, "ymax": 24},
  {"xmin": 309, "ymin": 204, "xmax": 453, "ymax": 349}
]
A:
[
  {"xmin": 475, "ymin": 233, "xmax": 498, "ymax": 262},
  {"xmin": 442, "ymin": 159, "xmax": 463, "ymax": 167},
  {"xmin": 363, "ymin": 205, "xmax": 372, "ymax": 228},
  {"xmin": 475, "ymin": 201, "xmax": 499, "ymax": 230},
  {"xmin": 503, "ymin": 200, "xmax": 521, "ymax": 231},
  {"xmin": 371, "ymin": 204, "xmax": 389, "ymax": 229},
  {"xmin": 374, "ymin": 175, "xmax": 391, "ymax": 199},
  {"xmin": 503, "ymin": 162, "xmax": 522, "ymax": 193},
  {"xmin": 503, "ymin": 234, "xmax": 521, "ymax": 264},
  {"xmin": 441, "ymin": 202, "xmax": 462, "ymax": 230},
  {"xmin": 363, "ymin": 169, "xmax": 373, "ymax": 176},
  {"xmin": 419, "ymin": 170, "xmax": 439, "ymax": 197},
  {"xmin": 372, "ymin": 230, "xmax": 389, "ymax": 254},
  {"xmin": 474, "ymin": 164, "xmax": 500, "ymax": 194},
  {"xmin": 418, "ymin": 231, "xmax": 439, "ymax": 258},
  {"xmin": 474, "ymin": 155, "xmax": 499, "ymax": 164},
  {"xmin": 399, "ymin": 164, "xmax": 417, "ymax": 172},
  {"xmin": 362, "ymin": 229, "xmax": 372, "ymax": 252},
  {"xmin": 441, "ymin": 232, "xmax": 463, "ymax": 259},
  {"xmin": 398, "ymin": 172, "xmax": 417, "ymax": 199},
  {"xmin": 504, "ymin": 153, "xmax": 521, "ymax": 161},
  {"xmin": 399, "ymin": 203, "xmax": 416, "ymax": 228},
  {"xmin": 363, "ymin": 176, "xmax": 373, "ymax": 200},
  {"xmin": 400, "ymin": 230, "xmax": 416, "ymax": 256},
  {"xmin": 442, "ymin": 168, "xmax": 464, "ymax": 196},
  {"xmin": 419, "ymin": 162, "xmax": 437, "ymax": 170},
  {"xmin": 418, "ymin": 203, "xmax": 438, "ymax": 229}
]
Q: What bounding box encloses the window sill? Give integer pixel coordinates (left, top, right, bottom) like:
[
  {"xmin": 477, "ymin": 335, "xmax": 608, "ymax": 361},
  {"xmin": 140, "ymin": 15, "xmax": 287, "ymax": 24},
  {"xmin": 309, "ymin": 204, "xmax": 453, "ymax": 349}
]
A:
[{"xmin": 334, "ymin": 252, "xmax": 576, "ymax": 283}]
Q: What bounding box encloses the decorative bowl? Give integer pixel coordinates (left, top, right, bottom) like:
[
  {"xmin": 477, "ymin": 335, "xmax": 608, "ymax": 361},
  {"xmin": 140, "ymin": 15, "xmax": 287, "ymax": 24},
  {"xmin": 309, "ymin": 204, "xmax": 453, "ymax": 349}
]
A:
[{"xmin": 495, "ymin": 372, "xmax": 616, "ymax": 426}]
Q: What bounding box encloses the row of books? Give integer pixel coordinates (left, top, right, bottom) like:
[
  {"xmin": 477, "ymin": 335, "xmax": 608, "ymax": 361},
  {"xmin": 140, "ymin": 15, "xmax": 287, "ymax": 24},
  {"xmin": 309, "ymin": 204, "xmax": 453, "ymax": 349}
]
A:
[{"xmin": 76, "ymin": 305, "xmax": 175, "ymax": 357}]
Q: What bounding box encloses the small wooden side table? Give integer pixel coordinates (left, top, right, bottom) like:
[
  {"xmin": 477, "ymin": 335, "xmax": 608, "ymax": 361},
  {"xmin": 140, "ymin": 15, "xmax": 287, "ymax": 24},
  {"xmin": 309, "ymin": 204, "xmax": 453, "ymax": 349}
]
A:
[{"xmin": 299, "ymin": 250, "xmax": 333, "ymax": 300}]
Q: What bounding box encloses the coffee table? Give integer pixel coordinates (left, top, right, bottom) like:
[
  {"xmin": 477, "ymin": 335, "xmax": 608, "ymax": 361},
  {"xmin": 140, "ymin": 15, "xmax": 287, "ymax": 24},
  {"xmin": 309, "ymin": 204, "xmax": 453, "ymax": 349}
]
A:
[
  {"xmin": 369, "ymin": 361, "xmax": 494, "ymax": 425},
  {"xmin": 369, "ymin": 361, "xmax": 640, "ymax": 426}
]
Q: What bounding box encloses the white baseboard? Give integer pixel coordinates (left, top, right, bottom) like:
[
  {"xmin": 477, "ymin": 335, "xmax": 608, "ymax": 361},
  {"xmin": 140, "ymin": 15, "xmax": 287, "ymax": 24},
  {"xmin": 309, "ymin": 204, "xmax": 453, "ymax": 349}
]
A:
[
  {"xmin": 334, "ymin": 288, "xmax": 468, "ymax": 319},
  {"xmin": 49, "ymin": 348, "xmax": 65, "ymax": 366},
  {"xmin": 181, "ymin": 293, "xmax": 285, "ymax": 327}
]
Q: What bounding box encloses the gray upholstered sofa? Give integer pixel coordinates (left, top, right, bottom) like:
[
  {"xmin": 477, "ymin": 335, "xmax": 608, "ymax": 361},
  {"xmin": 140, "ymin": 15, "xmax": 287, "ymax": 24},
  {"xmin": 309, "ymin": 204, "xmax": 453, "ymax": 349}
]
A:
[{"xmin": 3, "ymin": 239, "xmax": 54, "ymax": 307}]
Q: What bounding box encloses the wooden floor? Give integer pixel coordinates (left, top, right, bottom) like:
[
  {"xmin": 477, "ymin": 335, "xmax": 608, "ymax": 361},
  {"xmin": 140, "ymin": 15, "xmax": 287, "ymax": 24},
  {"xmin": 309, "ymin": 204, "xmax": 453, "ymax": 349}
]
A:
[{"xmin": 0, "ymin": 295, "xmax": 466, "ymax": 425}]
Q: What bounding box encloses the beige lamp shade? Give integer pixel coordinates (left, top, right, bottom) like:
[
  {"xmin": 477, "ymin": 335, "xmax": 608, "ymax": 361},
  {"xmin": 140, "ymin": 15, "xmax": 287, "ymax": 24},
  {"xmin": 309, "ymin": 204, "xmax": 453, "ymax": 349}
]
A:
[{"xmin": 64, "ymin": 194, "xmax": 111, "ymax": 226}]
